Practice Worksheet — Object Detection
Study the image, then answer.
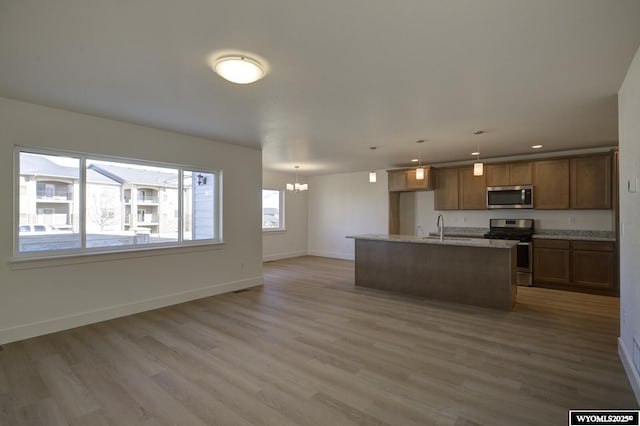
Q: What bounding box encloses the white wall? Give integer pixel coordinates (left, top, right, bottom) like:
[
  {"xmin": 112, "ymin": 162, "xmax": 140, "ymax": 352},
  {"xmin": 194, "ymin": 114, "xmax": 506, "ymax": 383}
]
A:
[
  {"xmin": 308, "ymin": 170, "xmax": 388, "ymax": 260},
  {"xmin": 0, "ymin": 98, "xmax": 262, "ymax": 345},
  {"xmin": 262, "ymin": 170, "xmax": 308, "ymax": 261},
  {"xmin": 618, "ymin": 46, "xmax": 640, "ymax": 403},
  {"xmin": 404, "ymin": 191, "xmax": 613, "ymax": 235}
]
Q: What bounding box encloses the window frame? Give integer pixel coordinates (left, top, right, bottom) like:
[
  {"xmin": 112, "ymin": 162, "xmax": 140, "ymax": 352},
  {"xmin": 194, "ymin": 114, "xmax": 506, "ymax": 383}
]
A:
[
  {"xmin": 14, "ymin": 146, "xmax": 223, "ymax": 260},
  {"xmin": 261, "ymin": 188, "xmax": 285, "ymax": 232}
]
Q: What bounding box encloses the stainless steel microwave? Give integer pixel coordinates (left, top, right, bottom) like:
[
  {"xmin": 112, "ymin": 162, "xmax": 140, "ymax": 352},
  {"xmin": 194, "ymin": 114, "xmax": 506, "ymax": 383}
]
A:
[{"xmin": 486, "ymin": 185, "xmax": 533, "ymax": 209}]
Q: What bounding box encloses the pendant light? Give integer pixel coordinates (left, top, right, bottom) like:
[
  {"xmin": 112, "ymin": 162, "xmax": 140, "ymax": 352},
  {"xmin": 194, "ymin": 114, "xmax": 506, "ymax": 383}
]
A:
[
  {"xmin": 473, "ymin": 146, "xmax": 483, "ymax": 176},
  {"xmin": 368, "ymin": 147, "xmax": 377, "ymax": 183},
  {"xmin": 473, "ymin": 131, "xmax": 484, "ymax": 176},
  {"xmin": 286, "ymin": 165, "xmax": 308, "ymax": 192},
  {"xmin": 416, "ymin": 140, "xmax": 425, "ymax": 180}
]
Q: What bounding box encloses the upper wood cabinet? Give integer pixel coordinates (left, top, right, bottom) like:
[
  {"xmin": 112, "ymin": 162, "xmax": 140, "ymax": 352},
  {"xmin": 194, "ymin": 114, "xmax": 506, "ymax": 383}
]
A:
[
  {"xmin": 458, "ymin": 166, "xmax": 487, "ymax": 210},
  {"xmin": 486, "ymin": 162, "xmax": 532, "ymax": 187},
  {"xmin": 387, "ymin": 168, "xmax": 433, "ymax": 192},
  {"xmin": 387, "ymin": 170, "xmax": 407, "ymax": 192},
  {"xmin": 509, "ymin": 162, "xmax": 533, "ymax": 185},
  {"xmin": 533, "ymin": 159, "xmax": 570, "ymax": 209},
  {"xmin": 570, "ymin": 155, "xmax": 611, "ymax": 209},
  {"xmin": 434, "ymin": 167, "xmax": 459, "ymax": 210},
  {"xmin": 406, "ymin": 168, "xmax": 433, "ymax": 190}
]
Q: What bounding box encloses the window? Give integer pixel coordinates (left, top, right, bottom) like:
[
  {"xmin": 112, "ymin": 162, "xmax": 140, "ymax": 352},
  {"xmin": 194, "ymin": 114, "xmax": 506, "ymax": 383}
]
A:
[
  {"xmin": 16, "ymin": 148, "xmax": 222, "ymax": 257},
  {"xmin": 262, "ymin": 189, "xmax": 284, "ymax": 231}
]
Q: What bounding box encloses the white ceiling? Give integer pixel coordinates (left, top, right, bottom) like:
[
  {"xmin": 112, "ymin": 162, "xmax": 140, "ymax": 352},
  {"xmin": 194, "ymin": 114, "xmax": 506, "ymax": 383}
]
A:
[{"xmin": 1, "ymin": 0, "xmax": 640, "ymax": 175}]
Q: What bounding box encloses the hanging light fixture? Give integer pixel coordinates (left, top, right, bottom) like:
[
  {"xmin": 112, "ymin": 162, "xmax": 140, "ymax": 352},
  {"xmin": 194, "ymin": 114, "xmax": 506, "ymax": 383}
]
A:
[
  {"xmin": 473, "ymin": 131, "xmax": 484, "ymax": 176},
  {"xmin": 286, "ymin": 166, "xmax": 308, "ymax": 192},
  {"xmin": 415, "ymin": 140, "xmax": 425, "ymax": 180},
  {"xmin": 368, "ymin": 147, "xmax": 377, "ymax": 183}
]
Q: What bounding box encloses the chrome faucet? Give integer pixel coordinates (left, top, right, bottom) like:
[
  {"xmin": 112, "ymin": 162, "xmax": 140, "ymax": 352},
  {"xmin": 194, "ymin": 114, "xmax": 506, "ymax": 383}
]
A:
[{"xmin": 436, "ymin": 214, "xmax": 444, "ymax": 242}]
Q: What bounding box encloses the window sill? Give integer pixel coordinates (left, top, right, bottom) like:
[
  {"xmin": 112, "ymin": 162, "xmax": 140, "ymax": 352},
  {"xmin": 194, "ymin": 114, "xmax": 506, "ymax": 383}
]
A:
[
  {"xmin": 9, "ymin": 241, "xmax": 225, "ymax": 270},
  {"xmin": 262, "ymin": 229, "xmax": 286, "ymax": 234}
]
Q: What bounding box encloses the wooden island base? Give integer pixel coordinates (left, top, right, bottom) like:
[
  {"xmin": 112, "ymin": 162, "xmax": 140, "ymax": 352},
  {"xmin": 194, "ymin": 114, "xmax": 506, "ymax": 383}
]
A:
[{"xmin": 354, "ymin": 238, "xmax": 517, "ymax": 310}]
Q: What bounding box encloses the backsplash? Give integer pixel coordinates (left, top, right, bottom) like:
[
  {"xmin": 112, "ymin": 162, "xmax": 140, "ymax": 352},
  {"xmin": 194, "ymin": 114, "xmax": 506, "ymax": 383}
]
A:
[{"xmin": 400, "ymin": 191, "xmax": 614, "ymax": 235}]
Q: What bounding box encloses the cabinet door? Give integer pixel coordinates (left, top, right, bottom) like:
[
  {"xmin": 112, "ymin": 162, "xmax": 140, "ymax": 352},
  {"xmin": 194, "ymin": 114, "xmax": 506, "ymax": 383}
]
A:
[
  {"xmin": 570, "ymin": 155, "xmax": 611, "ymax": 209},
  {"xmin": 406, "ymin": 167, "xmax": 432, "ymax": 190},
  {"xmin": 434, "ymin": 168, "xmax": 459, "ymax": 210},
  {"xmin": 387, "ymin": 170, "xmax": 407, "ymax": 192},
  {"xmin": 533, "ymin": 159, "xmax": 570, "ymax": 209},
  {"xmin": 533, "ymin": 240, "xmax": 570, "ymax": 285},
  {"xmin": 486, "ymin": 164, "xmax": 510, "ymax": 187},
  {"xmin": 571, "ymin": 241, "xmax": 614, "ymax": 290},
  {"xmin": 459, "ymin": 166, "xmax": 487, "ymax": 210},
  {"xmin": 509, "ymin": 162, "xmax": 532, "ymax": 185}
]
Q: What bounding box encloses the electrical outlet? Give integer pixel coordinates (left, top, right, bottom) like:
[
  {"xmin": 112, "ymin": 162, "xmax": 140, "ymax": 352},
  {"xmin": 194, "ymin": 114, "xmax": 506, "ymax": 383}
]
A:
[
  {"xmin": 568, "ymin": 217, "xmax": 576, "ymax": 225},
  {"xmin": 463, "ymin": 216, "xmax": 468, "ymax": 224}
]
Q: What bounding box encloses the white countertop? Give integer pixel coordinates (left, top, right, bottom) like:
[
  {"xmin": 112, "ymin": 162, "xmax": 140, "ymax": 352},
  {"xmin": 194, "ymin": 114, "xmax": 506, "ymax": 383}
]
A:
[{"xmin": 346, "ymin": 234, "xmax": 518, "ymax": 249}]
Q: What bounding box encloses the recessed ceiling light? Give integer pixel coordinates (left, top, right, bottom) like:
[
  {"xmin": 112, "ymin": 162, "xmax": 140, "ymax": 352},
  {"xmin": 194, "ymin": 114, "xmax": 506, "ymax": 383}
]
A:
[
  {"xmin": 411, "ymin": 158, "xmax": 419, "ymax": 162},
  {"xmin": 471, "ymin": 151, "xmax": 480, "ymax": 156},
  {"xmin": 532, "ymin": 144, "xmax": 543, "ymax": 149},
  {"xmin": 211, "ymin": 55, "xmax": 265, "ymax": 84},
  {"xmin": 473, "ymin": 130, "xmax": 485, "ymax": 135}
]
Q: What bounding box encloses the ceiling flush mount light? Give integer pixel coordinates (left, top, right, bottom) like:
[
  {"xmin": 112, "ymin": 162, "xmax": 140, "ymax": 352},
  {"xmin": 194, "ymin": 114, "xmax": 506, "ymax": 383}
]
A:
[
  {"xmin": 286, "ymin": 166, "xmax": 308, "ymax": 192},
  {"xmin": 532, "ymin": 144, "xmax": 543, "ymax": 149},
  {"xmin": 213, "ymin": 55, "xmax": 265, "ymax": 84},
  {"xmin": 368, "ymin": 147, "xmax": 377, "ymax": 183},
  {"xmin": 415, "ymin": 140, "xmax": 425, "ymax": 180}
]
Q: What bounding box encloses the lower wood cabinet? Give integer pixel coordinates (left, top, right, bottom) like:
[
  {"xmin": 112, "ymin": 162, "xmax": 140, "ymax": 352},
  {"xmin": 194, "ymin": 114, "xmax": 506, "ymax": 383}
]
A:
[
  {"xmin": 533, "ymin": 239, "xmax": 616, "ymax": 295},
  {"xmin": 533, "ymin": 240, "xmax": 570, "ymax": 285},
  {"xmin": 572, "ymin": 241, "xmax": 614, "ymax": 289}
]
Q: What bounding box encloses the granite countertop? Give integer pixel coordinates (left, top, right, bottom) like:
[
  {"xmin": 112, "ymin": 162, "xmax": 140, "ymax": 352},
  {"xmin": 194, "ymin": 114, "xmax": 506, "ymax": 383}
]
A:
[
  {"xmin": 346, "ymin": 234, "xmax": 518, "ymax": 249},
  {"xmin": 532, "ymin": 230, "xmax": 615, "ymax": 242},
  {"xmin": 428, "ymin": 227, "xmax": 616, "ymax": 242}
]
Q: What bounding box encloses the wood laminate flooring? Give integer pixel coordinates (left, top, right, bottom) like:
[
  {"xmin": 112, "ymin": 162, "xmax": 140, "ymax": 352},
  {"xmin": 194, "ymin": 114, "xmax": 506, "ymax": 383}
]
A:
[{"xmin": 0, "ymin": 256, "xmax": 636, "ymax": 425}]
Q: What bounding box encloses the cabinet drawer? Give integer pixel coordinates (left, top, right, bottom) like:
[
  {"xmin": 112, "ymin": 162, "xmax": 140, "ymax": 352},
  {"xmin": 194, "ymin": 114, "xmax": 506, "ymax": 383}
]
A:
[
  {"xmin": 534, "ymin": 239, "xmax": 570, "ymax": 249},
  {"xmin": 572, "ymin": 241, "xmax": 614, "ymax": 252}
]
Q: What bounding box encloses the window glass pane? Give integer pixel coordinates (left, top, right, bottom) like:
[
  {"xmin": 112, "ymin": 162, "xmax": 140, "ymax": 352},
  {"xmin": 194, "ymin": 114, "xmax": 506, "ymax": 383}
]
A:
[
  {"xmin": 183, "ymin": 171, "xmax": 215, "ymax": 240},
  {"xmin": 262, "ymin": 189, "xmax": 281, "ymax": 229},
  {"xmin": 18, "ymin": 152, "xmax": 81, "ymax": 252},
  {"xmin": 86, "ymin": 160, "xmax": 179, "ymax": 247}
]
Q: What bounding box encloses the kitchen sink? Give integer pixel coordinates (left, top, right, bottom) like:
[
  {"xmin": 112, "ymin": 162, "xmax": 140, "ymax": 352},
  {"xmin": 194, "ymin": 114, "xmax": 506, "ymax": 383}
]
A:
[{"xmin": 422, "ymin": 236, "xmax": 471, "ymax": 241}]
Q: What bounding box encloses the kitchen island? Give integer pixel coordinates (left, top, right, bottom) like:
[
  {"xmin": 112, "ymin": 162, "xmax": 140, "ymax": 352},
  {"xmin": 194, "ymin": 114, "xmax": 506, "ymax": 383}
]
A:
[{"xmin": 347, "ymin": 234, "xmax": 519, "ymax": 310}]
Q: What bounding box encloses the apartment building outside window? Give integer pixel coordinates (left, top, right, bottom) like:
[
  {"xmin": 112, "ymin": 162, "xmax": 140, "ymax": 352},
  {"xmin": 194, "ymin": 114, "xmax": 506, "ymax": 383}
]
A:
[
  {"xmin": 15, "ymin": 148, "xmax": 222, "ymax": 257},
  {"xmin": 262, "ymin": 189, "xmax": 284, "ymax": 231}
]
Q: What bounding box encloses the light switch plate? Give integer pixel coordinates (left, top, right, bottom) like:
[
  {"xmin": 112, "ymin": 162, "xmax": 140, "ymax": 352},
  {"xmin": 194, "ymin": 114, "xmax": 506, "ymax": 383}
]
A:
[{"xmin": 628, "ymin": 177, "xmax": 637, "ymax": 193}]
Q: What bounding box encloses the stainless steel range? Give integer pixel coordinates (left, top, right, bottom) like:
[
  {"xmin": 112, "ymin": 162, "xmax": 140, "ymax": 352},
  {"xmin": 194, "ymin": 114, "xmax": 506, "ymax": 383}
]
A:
[{"xmin": 484, "ymin": 219, "xmax": 535, "ymax": 286}]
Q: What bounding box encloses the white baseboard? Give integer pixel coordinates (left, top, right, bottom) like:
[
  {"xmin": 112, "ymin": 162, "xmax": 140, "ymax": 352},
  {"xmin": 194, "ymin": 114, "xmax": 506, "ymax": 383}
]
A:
[
  {"xmin": 0, "ymin": 276, "xmax": 263, "ymax": 346},
  {"xmin": 307, "ymin": 250, "xmax": 354, "ymax": 261},
  {"xmin": 619, "ymin": 337, "xmax": 640, "ymax": 405},
  {"xmin": 262, "ymin": 251, "xmax": 307, "ymax": 262}
]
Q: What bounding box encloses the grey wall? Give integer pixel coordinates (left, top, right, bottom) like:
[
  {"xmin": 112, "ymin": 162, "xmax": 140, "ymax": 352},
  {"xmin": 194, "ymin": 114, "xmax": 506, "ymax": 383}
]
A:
[{"xmin": 0, "ymin": 97, "xmax": 262, "ymax": 344}]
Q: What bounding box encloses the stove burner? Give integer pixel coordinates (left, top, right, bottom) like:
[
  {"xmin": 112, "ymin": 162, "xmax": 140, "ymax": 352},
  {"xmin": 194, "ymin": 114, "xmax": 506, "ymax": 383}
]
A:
[{"xmin": 485, "ymin": 218, "xmax": 535, "ymax": 242}]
